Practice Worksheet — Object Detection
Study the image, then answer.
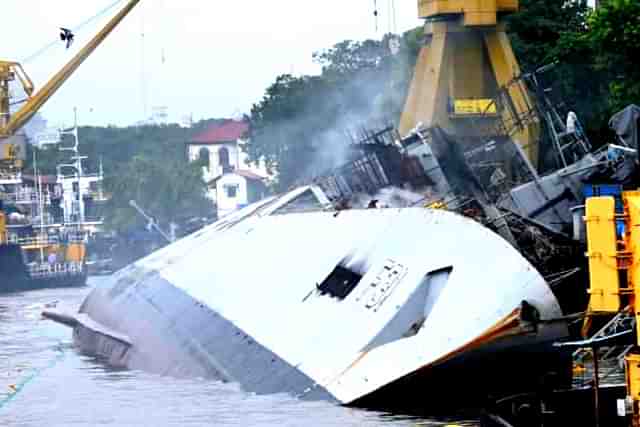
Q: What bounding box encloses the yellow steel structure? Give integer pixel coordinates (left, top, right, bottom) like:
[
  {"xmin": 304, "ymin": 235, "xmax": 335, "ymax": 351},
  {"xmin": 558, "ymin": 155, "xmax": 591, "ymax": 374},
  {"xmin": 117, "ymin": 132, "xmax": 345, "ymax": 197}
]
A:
[
  {"xmin": 400, "ymin": 0, "xmax": 539, "ymax": 164},
  {"xmin": 0, "ymin": 0, "xmax": 141, "ymax": 166},
  {"xmin": 626, "ymin": 192, "xmax": 640, "ymax": 345},
  {"xmin": 65, "ymin": 242, "xmax": 86, "ymax": 263},
  {"xmin": 454, "ymin": 98, "xmax": 496, "ymax": 115},
  {"xmin": 628, "ymin": 354, "xmax": 640, "ymax": 427},
  {"xmin": 584, "ymin": 191, "xmax": 640, "ymax": 426},
  {"xmin": 585, "ymin": 196, "xmax": 621, "ymax": 313},
  {"xmin": 0, "ymin": 207, "xmax": 5, "ymax": 244},
  {"xmin": 626, "ymin": 192, "xmax": 640, "ymax": 427}
]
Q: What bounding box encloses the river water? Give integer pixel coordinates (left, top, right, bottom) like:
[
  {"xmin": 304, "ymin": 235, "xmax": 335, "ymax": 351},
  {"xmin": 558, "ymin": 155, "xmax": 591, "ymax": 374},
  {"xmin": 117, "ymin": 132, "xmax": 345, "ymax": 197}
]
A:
[{"xmin": 0, "ymin": 277, "xmax": 475, "ymax": 427}]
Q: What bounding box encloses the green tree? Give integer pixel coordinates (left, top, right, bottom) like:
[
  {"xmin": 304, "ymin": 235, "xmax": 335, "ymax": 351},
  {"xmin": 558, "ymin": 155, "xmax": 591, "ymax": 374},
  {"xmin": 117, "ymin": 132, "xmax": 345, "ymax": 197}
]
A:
[
  {"xmin": 245, "ymin": 30, "xmax": 422, "ymax": 190},
  {"xmin": 24, "ymin": 121, "xmax": 218, "ymax": 233},
  {"xmin": 585, "ymin": 0, "xmax": 640, "ymax": 112},
  {"xmin": 197, "ymin": 147, "xmax": 211, "ymax": 169},
  {"xmin": 104, "ymin": 154, "xmax": 213, "ymax": 232},
  {"xmin": 506, "ymin": 0, "xmax": 590, "ymax": 72},
  {"xmin": 507, "ymin": 0, "xmax": 614, "ymax": 140}
]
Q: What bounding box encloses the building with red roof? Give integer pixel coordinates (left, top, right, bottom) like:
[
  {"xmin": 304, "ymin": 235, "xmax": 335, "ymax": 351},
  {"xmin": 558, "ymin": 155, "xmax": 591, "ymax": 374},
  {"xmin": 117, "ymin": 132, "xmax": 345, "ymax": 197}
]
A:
[
  {"xmin": 190, "ymin": 120, "xmax": 249, "ymax": 144},
  {"xmin": 185, "ymin": 119, "xmax": 269, "ymax": 218}
]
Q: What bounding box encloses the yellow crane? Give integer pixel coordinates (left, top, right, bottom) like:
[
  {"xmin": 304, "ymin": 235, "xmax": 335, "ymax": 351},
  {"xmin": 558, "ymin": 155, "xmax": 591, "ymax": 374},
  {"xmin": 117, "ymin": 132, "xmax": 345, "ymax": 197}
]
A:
[
  {"xmin": 0, "ymin": 0, "xmax": 141, "ymax": 169},
  {"xmin": 0, "ymin": 0, "xmax": 141, "ymax": 244},
  {"xmin": 400, "ymin": 0, "xmax": 539, "ymax": 164}
]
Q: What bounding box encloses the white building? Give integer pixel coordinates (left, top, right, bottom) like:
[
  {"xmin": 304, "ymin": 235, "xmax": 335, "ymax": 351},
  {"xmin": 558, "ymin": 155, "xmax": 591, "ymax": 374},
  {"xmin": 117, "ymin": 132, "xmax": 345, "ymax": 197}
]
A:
[
  {"xmin": 186, "ymin": 120, "xmax": 269, "ymax": 218},
  {"xmin": 211, "ymin": 169, "xmax": 268, "ymax": 218}
]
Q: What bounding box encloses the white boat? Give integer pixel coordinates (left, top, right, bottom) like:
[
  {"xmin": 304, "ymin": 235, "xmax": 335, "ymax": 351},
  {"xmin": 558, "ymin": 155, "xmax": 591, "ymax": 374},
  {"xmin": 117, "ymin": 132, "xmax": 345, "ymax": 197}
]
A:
[{"xmin": 60, "ymin": 185, "xmax": 569, "ymax": 411}]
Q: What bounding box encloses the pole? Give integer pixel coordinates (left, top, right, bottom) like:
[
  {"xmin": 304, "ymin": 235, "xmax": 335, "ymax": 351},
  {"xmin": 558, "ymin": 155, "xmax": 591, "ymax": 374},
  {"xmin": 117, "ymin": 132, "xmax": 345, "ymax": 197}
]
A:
[
  {"xmin": 74, "ymin": 107, "xmax": 85, "ymax": 226},
  {"xmin": 33, "ymin": 149, "xmax": 44, "ymax": 263},
  {"xmin": 593, "ymin": 347, "xmax": 601, "ymax": 427}
]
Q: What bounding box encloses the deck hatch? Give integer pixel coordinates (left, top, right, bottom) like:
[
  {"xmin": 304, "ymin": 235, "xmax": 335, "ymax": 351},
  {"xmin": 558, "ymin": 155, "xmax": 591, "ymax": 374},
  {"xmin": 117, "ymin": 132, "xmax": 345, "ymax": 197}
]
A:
[{"xmin": 316, "ymin": 264, "xmax": 363, "ymax": 300}]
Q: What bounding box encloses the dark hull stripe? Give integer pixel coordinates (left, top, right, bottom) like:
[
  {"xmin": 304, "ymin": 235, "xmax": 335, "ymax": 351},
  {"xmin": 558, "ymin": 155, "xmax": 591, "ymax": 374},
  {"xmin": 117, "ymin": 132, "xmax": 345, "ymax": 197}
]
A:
[{"xmin": 78, "ymin": 271, "xmax": 335, "ymax": 402}]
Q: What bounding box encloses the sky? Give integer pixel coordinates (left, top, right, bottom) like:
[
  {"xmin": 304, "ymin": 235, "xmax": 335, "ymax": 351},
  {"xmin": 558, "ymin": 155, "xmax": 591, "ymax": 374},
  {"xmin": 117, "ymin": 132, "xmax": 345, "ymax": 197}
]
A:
[{"xmin": 3, "ymin": 0, "xmax": 421, "ymax": 129}]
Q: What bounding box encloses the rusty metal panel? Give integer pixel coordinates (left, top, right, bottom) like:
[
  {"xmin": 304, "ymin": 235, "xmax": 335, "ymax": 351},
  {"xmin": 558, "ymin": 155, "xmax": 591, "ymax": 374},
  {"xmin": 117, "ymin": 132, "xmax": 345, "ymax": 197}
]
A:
[{"xmin": 585, "ymin": 196, "xmax": 621, "ymax": 312}]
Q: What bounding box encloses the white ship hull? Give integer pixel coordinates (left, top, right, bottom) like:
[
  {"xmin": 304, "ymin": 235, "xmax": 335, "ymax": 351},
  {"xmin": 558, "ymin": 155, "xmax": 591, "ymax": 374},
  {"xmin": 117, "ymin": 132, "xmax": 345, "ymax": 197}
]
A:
[{"xmin": 70, "ymin": 187, "xmax": 568, "ymax": 408}]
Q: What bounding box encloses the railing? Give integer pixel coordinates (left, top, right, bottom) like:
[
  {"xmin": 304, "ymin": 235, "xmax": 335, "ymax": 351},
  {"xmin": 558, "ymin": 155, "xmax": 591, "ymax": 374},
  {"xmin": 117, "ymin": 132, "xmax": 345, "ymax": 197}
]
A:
[
  {"xmin": 0, "ymin": 171, "xmax": 22, "ymax": 183},
  {"xmin": 4, "ymin": 190, "xmax": 53, "ymax": 205},
  {"xmin": 87, "ymin": 190, "xmax": 109, "ymax": 201},
  {"xmin": 6, "ymin": 213, "xmax": 61, "ymax": 227},
  {"xmin": 28, "ymin": 261, "xmax": 84, "ymax": 279},
  {"xmin": 9, "ymin": 234, "xmax": 60, "ymax": 247}
]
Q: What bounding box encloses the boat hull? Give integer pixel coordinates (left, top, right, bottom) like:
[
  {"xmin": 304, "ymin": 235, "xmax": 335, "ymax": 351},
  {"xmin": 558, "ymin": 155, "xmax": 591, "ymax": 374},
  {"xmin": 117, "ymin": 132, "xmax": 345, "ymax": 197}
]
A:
[
  {"xmin": 0, "ymin": 244, "xmax": 87, "ymax": 293},
  {"xmin": 71, "ymin": 203, "xmax": 570, "ymax": 408}
]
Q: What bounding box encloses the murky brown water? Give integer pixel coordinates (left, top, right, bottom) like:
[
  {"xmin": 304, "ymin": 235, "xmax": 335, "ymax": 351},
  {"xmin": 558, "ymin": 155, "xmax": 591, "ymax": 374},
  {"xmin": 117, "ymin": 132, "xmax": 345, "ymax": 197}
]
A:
[{"xmin": 0, "ymin": 277, "xmax": 476, "ymax": 426}]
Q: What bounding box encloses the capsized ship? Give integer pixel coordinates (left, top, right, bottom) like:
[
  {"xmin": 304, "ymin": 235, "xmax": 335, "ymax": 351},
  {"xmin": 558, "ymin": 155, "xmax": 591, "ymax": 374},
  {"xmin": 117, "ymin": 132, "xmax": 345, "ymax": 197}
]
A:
[{"xmin": 51, "ymin": 185, "xmax": 569, "ymax": 410}]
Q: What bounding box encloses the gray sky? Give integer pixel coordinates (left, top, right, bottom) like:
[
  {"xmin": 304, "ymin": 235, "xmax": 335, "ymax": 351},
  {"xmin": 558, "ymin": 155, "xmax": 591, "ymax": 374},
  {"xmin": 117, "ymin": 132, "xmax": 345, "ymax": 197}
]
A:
[{"xmin": 4, "ymin": 1, "xmax": 421, "ymax": 128}]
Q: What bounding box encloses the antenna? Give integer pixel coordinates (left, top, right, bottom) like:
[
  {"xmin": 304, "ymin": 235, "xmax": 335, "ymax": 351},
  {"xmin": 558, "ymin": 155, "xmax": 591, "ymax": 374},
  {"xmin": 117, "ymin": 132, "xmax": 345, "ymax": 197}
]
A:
[
  {"xmin": 391, "ymin": 0, "xmax": 397, "ymax": 33},
  {"xmin": 140, "ymin": 1, "xmax": 148, "ymax": 120}
]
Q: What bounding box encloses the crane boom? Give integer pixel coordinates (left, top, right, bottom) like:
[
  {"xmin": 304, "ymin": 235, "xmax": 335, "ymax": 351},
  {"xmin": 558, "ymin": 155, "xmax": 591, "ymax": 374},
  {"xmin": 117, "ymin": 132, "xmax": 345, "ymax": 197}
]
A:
[{"xmin": 0, "ymin": 0, "xmax": 141, "ymax": 138}]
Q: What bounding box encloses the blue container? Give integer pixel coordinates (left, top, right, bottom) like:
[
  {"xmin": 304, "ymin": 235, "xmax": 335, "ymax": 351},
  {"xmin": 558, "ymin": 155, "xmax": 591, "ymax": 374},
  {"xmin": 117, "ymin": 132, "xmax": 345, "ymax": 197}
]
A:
[
  {"xmin": 584, "ymin": 184, "xmax": 624, "ymax": 212},
  {"xmin": 584, "ymin": 184, "xmax": 625, "ymax": 237}
]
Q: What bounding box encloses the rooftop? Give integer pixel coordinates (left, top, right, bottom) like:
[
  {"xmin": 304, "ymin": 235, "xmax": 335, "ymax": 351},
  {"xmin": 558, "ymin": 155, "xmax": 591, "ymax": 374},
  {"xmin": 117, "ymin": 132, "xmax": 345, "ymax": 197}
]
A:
[
  {"xmin": 190, "ymin": 120, "xmax": 249, "ymax": 145},
  {"xmin": 207, "ymin": 169, "xmax": 266, "ymax": 186}
]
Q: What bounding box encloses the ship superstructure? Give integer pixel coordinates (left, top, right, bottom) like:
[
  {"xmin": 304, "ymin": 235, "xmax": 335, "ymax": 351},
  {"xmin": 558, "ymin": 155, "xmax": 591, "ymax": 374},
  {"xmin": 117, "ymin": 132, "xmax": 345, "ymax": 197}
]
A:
[{"xmin": 0, "ymin": 121, "xmax": 108, "ymax": 291}]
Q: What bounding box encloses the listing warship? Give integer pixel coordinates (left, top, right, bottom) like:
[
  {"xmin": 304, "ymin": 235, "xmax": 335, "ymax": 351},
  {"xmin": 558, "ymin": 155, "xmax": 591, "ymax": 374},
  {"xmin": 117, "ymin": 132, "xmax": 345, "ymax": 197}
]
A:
[{"xmin": 42, "ymin": 0, "xmax": 640, "ymax": 417}]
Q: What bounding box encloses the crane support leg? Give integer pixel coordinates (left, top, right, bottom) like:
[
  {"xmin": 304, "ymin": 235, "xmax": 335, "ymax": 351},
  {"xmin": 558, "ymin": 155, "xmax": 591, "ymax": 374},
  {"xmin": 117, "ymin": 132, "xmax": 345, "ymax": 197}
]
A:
[
  {"xmin": 400, "ymin": 0, "xmax": 539, "ymax": 165},
  {"xmin": 626, "ymin": 191, "xmax": 640, "ymax": 426}
]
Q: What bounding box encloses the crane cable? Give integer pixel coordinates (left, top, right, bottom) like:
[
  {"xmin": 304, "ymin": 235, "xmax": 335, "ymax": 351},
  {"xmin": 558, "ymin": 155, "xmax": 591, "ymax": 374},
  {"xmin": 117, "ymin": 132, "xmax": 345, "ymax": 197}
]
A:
[
  {"xmin": 21, "ymin": 0, "xmax": 126, "ymax": 64},
  {"xmin": 0, "ymin": 343, "xmax": 67, "ymax": 410},
  {"xmin": 373, "ymin": 0, "xmax": 379, "ymax": 32}
]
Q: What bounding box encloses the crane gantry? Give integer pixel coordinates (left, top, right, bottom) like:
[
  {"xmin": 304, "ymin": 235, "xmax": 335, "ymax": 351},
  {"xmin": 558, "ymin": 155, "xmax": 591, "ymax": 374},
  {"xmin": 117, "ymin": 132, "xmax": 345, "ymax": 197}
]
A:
[{"xmin": 400, "ymin": 0, "xmax": 539, "ymax": 164}]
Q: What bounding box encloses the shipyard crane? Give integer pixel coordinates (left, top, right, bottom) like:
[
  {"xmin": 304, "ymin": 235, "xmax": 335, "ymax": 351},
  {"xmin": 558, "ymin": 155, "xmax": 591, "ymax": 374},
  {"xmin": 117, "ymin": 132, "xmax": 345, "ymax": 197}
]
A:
[
  {"xmin": 400, "ymin": 0, "xmax": 539, "ymax": 164},
  {"xmin": 0, "ymin": 0, "xmax": 141, "ymax": 170},
  {"xmin": 0, "ymin": 0, "xmax": 141, "ymax": 244}
]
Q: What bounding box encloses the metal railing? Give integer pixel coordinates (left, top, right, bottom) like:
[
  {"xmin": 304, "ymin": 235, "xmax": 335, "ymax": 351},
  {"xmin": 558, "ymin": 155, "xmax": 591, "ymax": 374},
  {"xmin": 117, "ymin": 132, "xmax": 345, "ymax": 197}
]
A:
[
  {"xmin": 4, "ymin": 190, "xmax": 53, "ymax": 205},
  {"xmin": 8, "ymin": 234, "xmax": 60, "ymax": 246},
  {"xmin": 27, "ymin": 261, "xmax": 84, "ymax": 279}
]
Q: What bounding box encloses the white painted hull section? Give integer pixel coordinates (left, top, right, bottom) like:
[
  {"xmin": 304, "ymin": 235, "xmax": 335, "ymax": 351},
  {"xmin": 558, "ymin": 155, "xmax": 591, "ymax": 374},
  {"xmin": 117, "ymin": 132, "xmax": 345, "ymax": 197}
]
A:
[{"xmin": 109, "ymin": 197, "xmax": 564, "ymax": 404}]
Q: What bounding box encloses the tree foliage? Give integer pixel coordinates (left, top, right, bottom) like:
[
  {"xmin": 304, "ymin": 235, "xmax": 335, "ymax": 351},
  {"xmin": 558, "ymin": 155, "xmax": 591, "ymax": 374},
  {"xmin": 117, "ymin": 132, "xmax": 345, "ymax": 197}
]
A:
[
  {"xmin": 246, "ymin": 0, "xmax": 640, "ymax": 189},
  {"xmin": 506, "ymin": 0, "xmax": 590, "ymax": 72},
  {"xmin": 104, "ymin": 153, "xmax": 212, "ymax": 232},
  {"xmin": 24, "ymin": 121, "xmax": 218, "ymax": 233},
  {"xmin": 584, "ymin": 0, "xmax": 640, "ymax": 112},
  {"xmin": 245, "ymin": 30, "xmax": 422, "ymax": 191}
]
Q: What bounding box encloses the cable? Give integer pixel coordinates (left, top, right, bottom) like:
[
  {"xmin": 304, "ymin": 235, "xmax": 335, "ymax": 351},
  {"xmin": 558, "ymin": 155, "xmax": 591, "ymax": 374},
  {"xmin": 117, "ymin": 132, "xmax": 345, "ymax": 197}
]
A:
[
  {"xmin": 373, "ymin": 0, "xmax": 379, "ymax": 33},
  {"xmin": 21, "ymin": 0, "xmax": 126, "ymax": 64},
  {"xmin": 0, "ymin": 342, "xmax": 66, "ymax": 410},
  {"xmin": 391, "ymin": 0, "xmax": 397, "ymax": 34}
]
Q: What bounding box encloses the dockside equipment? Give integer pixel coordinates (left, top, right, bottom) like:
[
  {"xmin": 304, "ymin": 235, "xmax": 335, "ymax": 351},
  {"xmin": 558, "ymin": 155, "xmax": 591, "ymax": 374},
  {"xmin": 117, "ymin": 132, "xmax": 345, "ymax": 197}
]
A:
[
  {"xmin": 585, "ymin": 192, "xmax": 640, "ymax": 426},
  {"xmin": 400, "ymin": 0, "xmax": 539, "ymax": 164}
]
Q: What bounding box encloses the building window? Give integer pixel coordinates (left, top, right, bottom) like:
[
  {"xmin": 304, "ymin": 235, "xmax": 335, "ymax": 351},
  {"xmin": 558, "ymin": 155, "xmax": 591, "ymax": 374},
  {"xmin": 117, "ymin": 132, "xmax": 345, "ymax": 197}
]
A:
[
  {"xmin": 198, "ymin": 147, "xmax": 210, "ymax": 170},
  {"xmin": 224, "ymin": 184, "xmax": 238, "ymax": 198},
  {"xmin": 219, "ymin": 147, "xmax": 230, "ymax": 169}
]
